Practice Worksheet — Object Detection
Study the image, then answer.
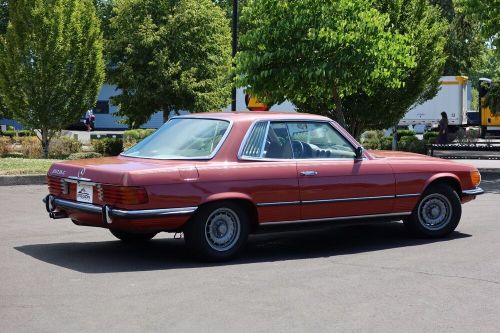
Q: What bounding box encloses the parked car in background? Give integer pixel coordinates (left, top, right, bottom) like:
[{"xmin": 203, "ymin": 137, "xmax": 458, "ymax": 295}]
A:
[{"xmin": 44, "ymin": 112, "xmax": 483, "ymax": 260}]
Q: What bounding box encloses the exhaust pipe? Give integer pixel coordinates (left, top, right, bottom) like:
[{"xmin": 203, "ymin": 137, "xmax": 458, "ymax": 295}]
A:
[{"xmin": 49, "ymin": 211, "xmax": 68, "ymax": 219}]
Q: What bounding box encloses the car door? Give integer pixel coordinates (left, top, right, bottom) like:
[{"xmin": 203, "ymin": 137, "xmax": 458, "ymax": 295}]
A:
[
  {"xmin": 287, "ymin": 121, "xmax": 396, "ymax": 221},
  {"xmin": 238, "ymin": 121, "xmax": 301, "ymax": 223}
]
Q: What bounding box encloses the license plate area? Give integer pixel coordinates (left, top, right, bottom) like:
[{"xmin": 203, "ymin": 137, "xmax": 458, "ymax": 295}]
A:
[{"xmin": 76, "ymin": 183, "xmax": 94, "ymax": 203}]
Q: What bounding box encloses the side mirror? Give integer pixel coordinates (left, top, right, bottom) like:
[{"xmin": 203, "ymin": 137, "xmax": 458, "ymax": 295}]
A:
[{"xmin": 355, "ymin": 146, "xmax": 364, "ymax": 160}]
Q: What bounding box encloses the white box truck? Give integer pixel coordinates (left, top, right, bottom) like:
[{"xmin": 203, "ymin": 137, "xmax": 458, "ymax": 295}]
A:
[{"xmin": 399, "ymin": 76, "xmax": 468, "ymax": 131}]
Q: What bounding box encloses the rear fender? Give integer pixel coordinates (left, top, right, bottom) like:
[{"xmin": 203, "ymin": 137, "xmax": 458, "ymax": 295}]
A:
[{"xmin": 202, "ymin": 192, "xmax": 255, "ymax": 205}]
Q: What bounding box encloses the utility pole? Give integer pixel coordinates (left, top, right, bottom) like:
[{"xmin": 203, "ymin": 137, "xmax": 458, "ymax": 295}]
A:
[{"xmin": 231, "ymin": 0, "xmax": 238, "ymax": 111}]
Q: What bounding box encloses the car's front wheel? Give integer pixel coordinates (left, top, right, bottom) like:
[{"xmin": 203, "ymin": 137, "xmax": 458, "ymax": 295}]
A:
[
  {"xmin": 184, "ymin": 201, "xmax": 249, "ymax": 261},
  {"xmin": 109, "ymin": 230, "xmax": 157, "ymax": 243},
  {"xmin": 403, "ymin": 183, "xmax": 462, "ymax": 237}
]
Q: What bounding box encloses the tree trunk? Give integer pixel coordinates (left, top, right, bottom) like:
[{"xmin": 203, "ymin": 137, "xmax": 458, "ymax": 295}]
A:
[
  {"xmin": 392, "ymin": 125, "xmax": 398, "ymax": 151},
  {"xmin": 41, "ymin": 128, "xmax": 50, "ymax": 159},
  {"xmin": 332, "ymin": 84, "xmax": 346, "ymax": 129},
  {"xmin": 350, "ymin": 119, "xmax": 364, "ymax": 141},
  {"xmin": 163, "ymin": 108, "xmax": 179, "ymax": 123}
]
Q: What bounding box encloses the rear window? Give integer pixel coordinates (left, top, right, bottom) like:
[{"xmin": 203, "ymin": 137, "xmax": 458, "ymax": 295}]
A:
[{"xmin": 122, "ymin": 118, "xmax": 230, "ymax": 159}]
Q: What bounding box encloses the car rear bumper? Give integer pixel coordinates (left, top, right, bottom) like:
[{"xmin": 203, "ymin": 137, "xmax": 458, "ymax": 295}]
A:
[{"xmin": 43, "ymin": 194, "xmax": 197, "ymax": 225}]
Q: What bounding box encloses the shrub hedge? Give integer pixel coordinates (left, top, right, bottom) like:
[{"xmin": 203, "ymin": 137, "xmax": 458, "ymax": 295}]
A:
[
  {"xmin": 396, "ymin": 129, "xmax": 416, "ymax": 139},
  {"xmin": 92, "ymin": 138, "xmax": 123, "ymax": 156},
  {"xmin": 0, "ymin": 129, "xmax": 36, "ymax": 138},
  {"xmin": 123, "ymin": 129, "xmax": 156, "ymax": 150},
  {"xmin": 67, "ymin": 152, "xmax": 103, "ymax": 160},
  {"xmin": 360, "ymin": 129, "xmax": 427, "ymax": 154},
  {"xmin": 49, "ymin": 136, "xmax": 82, "ymax": 159},
  {"xmin": 0, "ymin": 136, "xmax": 13, "ymax": 156}
]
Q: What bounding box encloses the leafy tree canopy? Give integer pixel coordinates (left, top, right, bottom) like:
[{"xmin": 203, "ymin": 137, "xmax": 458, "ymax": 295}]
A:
[
  {"xmin": 212, "ymin": 0, "xmax": 249, "ymax": 35},
  {"xmin": 93, "ymin": 0, "xmax": 114, "ymax": 40},
  {"xmin": 235, "ymin": 0, "xmax": 416, "ymax": 131},
  {"xmin": 0, "ymin": 0, "xmax": 9, "ymax": 119},
  {"xmin": 456, "ymin": 0, "xmax": 500, "ymax": 51},
  {"xmin": 0, "ymin": 0, "xmax": 7, "ymax": 34},
  {"xmin": 107, "ymin": 0, "xmax": 232, "ymax": 128},
  {"xmin": 0, "ymin": 0, "xmax": 105, "ymax": 157},
  {"xmin": 431, "ymin": 0, "xmax": 485, "ymax": 75},
  {"xmin": 342, "ymin": 0, "xmax": 448, "ymax": 136}
]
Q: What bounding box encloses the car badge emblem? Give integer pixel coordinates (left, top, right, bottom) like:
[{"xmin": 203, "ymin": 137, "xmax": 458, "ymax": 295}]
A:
[{"xmin": 78, "ymin": 168, "xmax": 86, "ymax": 178}]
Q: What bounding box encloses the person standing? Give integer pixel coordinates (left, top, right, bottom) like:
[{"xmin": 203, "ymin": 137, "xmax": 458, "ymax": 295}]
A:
[
  {"xmin": 85, "ymin": 109, "xmax": 95, "ymax": 132},
  {"xmin": 437, "ymin": 111, "xmax": 448, "ymax": 144}
]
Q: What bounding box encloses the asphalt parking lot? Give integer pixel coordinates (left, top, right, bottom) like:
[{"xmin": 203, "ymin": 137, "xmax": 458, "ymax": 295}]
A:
[{"xmin": 1, "ymin": 175, "xmax": 499, "ymax": 332}]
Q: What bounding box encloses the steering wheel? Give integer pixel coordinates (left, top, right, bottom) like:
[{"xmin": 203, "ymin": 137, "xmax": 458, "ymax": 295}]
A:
[{"xmin": 291, "ymin": 140, "xmax": 305, "ymax": 158}]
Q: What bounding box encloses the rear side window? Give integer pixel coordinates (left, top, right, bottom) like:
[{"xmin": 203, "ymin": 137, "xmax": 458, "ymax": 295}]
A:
[
  {"xmin": 240, "ymin": 122, "xmax": 293, "ymax": 159},
  {"xmin": 240, "ymin": 122, "xmax": 268, "ymax": 158}
]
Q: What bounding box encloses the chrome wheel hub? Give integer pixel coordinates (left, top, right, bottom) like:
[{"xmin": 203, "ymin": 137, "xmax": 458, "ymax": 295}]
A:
[
  {"xmin": 418, "ymin": 193, "xmax": 452, "ymax": 230},
  {"xmin": 205, "ymin": 208, "xmax": 240, "ymax": 252}
]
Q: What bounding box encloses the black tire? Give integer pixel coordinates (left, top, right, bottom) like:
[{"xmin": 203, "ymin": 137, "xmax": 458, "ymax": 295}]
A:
[
  {"xmin": 403, "ymin": 183, "xmax": 461, "ymax": 237},
  {"xmin": 109, "ymin": 230, "xmax": 157, "ymax": 243},
  {"xmin": 184, "ymin": 201, "xmax": 249, "ymax": 261}
]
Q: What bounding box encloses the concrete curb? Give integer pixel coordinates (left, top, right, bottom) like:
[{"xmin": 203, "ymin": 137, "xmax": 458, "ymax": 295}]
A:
[
  {"xmin": 0, "ymin": 174, "xmax": 46, "ymax": 186},
  {"xmin": 0, "ymin": 168, "xmax": 498, "ymax": 186}
]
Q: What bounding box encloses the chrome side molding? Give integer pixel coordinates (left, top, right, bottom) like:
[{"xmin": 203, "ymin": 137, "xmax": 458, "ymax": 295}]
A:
[
  {"xmin": 261, "ymin": 211, "xmax": 412, "ymax": 226},
  {"xmin": 257, "ymin": 193, "xmax": 421, "ymax": 207}
]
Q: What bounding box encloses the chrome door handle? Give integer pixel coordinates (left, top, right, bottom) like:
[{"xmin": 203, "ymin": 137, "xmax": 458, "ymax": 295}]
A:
[{"xmin": 300, "ymin": 171, "xmax": 318, "ymax": 176}]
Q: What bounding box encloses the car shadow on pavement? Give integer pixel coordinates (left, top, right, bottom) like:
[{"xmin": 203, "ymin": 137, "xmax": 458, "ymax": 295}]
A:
[
  {"xmin": 15, "ymin": 222, "xmax": 471, "ymax": 273},
  {"xmin": 479, "ymin": 173, "xmax": 500, "ymax": 195}
]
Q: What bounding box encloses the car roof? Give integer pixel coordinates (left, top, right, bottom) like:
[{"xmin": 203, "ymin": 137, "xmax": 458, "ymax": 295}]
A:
[{"xmin": 173, "ymin": 111, "xmax": 332, "ymax": 122}]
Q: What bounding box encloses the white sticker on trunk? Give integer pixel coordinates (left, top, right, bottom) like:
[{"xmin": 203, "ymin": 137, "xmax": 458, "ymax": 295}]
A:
[{"xmin": 76, "ymin": 183, "xmax": 93, "ymax": 203}]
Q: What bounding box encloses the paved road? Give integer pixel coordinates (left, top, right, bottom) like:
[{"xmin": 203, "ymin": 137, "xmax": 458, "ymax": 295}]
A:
[{"xmin": 1, "ymin": 177, "xmax": 499, "ymax": 332}]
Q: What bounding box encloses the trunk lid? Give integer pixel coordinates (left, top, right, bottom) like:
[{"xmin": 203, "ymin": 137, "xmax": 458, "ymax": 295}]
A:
[{"xmin": 48, "ymin": 156, "xmax": 199, "ymax": 186}]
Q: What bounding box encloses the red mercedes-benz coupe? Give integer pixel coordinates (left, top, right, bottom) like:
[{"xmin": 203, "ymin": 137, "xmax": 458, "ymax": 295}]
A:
[{"xmin": 44, "ymin": 112, "xmax": 483, "ymax": 260}]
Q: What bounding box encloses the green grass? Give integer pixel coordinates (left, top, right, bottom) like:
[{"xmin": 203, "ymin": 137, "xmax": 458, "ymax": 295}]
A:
[{"xmin": 0, "ymin": 158, "xmax": 60, "ymax": 175}]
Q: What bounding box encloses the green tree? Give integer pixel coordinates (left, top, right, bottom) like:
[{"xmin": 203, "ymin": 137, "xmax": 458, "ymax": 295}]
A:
[
  {"xmin": 0, "ymin": 0, "xmax": 105, "ymax": 157},
  {"xmin": 213, "ymin": 0, "xmax": 249, "ymax": 35},
  {"xmin": 0, "ymin": 0, "xmax": 7, "ymax": 34},
  {"xmin": 456, "ymin": 0, "xmax": 500, "ymax": 51},
  {"xmin": 431, "ymin": 0, "xmax": 484, "ymax": 75},
  {"xmin": 94, "ymin": 0, "xmax": 114, "ymax": 40},
  {"xmin": 342, "ymin": 0, "xmax": 448, "ymax": 136},
  {"xmin": 213, "ymin": 0, "xmax": 248, "ymax": 19},
  {"xmin": 235, "ymin": 0, "xmax": 416, "ymax": 132},
  {"xmin": 107, "ymin": 0, "xmax": 232, "ymax": 128},
  {"xmin": 0, "ymin": 0, "xmax": 9, "ymax": 120}
]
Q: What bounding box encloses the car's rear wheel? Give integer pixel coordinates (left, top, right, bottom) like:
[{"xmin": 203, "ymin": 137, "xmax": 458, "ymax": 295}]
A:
[
  {"xmin": 184, "ymin": 201, "xmax": 249, "ymax": 261},
  {"xmin": 109, "ymin": 230, "xmax": 157, "ymax": 243},
  {"xmin": 403, "ymin": 183, "xmax": 461, "ymax": 237}
]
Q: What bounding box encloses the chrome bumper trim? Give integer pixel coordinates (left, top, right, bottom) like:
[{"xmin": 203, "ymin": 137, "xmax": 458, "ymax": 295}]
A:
[
  {"xmin": 44, "ymin": 195, "xmax": 197, "ymax": 222},
  {"xmin": 462, "ymin": 187, "xmax": 484, "ymax": 196},
  {"xmin": 110, "ymin": 206, "xmax": 198, "ymax": 219},
  {"xmin": 53, "ymin": 197, "xmax": 102, "ymax": 214}
]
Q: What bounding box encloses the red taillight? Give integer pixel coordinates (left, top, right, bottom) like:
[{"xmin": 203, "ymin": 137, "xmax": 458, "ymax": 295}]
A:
[
  {"xmin": 47, "ymin": 176, "xmax": 63, "ymax": 195},
  {"xmin": 98, "ymin": 185, "xmax": 148, "ymax": 205}
]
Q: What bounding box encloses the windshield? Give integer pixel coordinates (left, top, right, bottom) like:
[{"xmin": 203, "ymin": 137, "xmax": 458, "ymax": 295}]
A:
[{"xmin": 122, "ymin": 118, "xmax": 231, "ymax": 159}]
